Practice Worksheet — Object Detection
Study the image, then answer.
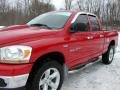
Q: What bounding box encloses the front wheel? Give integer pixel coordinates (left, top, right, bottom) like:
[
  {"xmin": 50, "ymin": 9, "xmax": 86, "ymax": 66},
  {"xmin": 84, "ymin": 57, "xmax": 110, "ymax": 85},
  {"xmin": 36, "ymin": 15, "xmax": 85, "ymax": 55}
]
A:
[
  {"xmin": 27, "ymin": 61, "xmax": 64, "ymax": 90},
  {"xmin": 102, "ymin": 46, "xmax": 115, "ymax": 64}
]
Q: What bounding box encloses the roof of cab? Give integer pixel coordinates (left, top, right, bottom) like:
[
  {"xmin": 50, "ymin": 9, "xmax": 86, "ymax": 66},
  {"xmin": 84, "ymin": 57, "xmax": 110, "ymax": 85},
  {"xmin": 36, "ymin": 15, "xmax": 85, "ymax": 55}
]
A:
[{"xmin": 54, "ymin": 10, "xmax": 96, "ymax": 16}]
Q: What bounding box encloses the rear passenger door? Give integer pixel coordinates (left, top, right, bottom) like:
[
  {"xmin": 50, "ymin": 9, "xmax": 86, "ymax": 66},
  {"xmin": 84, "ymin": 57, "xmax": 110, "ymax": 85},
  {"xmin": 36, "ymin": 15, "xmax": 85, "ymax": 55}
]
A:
[{"xmin": 88, "ymin": 15, "xmax": 104, "ymax": 56}]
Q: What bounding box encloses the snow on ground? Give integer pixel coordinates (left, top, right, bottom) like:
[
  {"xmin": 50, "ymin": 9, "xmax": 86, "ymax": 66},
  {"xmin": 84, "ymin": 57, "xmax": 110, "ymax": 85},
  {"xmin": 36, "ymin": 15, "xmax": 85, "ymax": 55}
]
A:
[
  {"xmin": 0, "ymin": 26, "xmax": 5, "ymax": 30},
  {"xmin": 0, "ymin": 26, "xmax": 5, "ymax": 28},
  {"xmin": 61, "ymin": 32, "xmax": 120, "ymax": 90}
]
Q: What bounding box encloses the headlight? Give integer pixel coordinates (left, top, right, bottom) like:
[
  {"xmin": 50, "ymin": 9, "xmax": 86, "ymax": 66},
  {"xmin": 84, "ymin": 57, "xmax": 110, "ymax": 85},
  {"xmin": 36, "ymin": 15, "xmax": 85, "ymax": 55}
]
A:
[{"xmin": 0, "ymin": 45, "xmax": 32, "ymax": 64}]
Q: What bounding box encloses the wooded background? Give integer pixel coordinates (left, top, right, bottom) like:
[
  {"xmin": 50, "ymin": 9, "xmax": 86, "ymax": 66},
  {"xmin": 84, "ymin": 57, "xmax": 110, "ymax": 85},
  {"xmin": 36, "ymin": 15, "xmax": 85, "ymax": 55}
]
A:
[
  {"xmin": 0, "ymin": 0, "xmax": 55, "ymax": 25},
  {"xmin": 0, "ymin": 0, "xmax": 120, "ymax": 29},
  {"xmin": 65, "ymin": 0, "xmax": 120, "ymax": 29}
]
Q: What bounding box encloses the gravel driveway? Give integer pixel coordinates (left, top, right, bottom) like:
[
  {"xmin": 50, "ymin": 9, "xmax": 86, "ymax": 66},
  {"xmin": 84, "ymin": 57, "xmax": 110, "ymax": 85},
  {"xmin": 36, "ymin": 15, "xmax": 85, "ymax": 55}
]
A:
[{"xmin": 61, "ymin": 32, "xmax": 120, "ymax": 90}]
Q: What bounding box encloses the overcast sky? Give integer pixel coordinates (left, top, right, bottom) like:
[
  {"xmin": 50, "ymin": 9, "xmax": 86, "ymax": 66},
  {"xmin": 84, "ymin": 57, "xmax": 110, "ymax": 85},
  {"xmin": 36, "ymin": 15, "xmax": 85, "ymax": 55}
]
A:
[
  {"xmin": 51, "ymin": 0, "xmax": 65, "ymax": 10},
  {"xmin": 51, "ymin": 0, "xmax": 77, "ymax": 10},
  {"xmin": 9, "ymin": 0, "xmax": 66, "ymax": 10},
  {"xmin": 8, "ymin": 0, "xmax": 79, "ymax": 10}
]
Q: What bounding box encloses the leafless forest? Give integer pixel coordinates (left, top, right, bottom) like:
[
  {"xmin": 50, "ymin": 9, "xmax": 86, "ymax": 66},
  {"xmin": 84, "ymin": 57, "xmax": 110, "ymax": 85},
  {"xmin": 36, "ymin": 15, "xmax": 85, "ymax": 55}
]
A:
[
  {"xmin": 0, "ymin": 0, "xmax": 55, "ymax": 25},
  {"xmin": 0, "ymin": 0, "xmax": 120, "ymax": 29},
  {"xmin": 65, "ymin": 0, "xmax": 120, "ymax": 29}
]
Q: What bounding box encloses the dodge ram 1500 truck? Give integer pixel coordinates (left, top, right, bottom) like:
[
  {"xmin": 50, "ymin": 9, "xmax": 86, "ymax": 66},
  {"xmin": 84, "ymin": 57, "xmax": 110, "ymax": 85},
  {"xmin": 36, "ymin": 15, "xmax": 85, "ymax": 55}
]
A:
[{"xmin": 0, "ymin": 11, "xmax": 118, "ymax": 90}]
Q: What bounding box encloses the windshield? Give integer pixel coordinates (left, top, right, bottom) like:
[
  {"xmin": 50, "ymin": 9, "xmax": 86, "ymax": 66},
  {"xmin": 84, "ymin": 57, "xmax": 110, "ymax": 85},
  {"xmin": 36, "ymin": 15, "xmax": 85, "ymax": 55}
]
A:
[{"xmin": 27, "ymin": 11, "xmax": 72, "ymax": 29}]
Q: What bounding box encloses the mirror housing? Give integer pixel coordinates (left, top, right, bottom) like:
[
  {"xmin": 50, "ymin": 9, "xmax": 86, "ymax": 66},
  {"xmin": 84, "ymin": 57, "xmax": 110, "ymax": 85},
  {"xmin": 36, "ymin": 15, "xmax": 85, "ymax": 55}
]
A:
[
  {"xmin": 69, "ymin": 23, "xmax": 76, "ymax": 33},
  {"xmin": 69, "ymin": 23, "xmax": 88, "ymax": 33}
]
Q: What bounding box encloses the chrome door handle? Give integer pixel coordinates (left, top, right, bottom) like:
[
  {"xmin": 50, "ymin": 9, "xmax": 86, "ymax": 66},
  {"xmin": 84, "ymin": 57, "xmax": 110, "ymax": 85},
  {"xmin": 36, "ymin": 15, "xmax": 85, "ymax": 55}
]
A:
[
  {"xmin": 87, "ymin": 36, "xmax": 93, "ymax": 39},
  {"xmin": 100, "ymin": 35, "xmax": 104, "ymax": 38}
]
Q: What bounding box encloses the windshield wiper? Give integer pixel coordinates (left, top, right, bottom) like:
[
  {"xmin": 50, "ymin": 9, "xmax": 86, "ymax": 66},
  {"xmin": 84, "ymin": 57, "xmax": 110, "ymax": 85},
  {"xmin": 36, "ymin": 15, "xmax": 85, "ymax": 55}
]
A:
[{"xmin": 30, "ymin": 24, "xmax": 52, "ymax": 29}]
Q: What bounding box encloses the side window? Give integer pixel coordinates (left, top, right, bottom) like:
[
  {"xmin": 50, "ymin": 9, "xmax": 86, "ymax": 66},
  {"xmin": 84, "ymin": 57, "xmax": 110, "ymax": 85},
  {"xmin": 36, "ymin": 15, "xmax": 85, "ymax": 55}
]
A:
[
  {"xmin": 89, "ymin": 15, "xmax": 100, "ymax": 31},
  {"xmin": 74, "ymin": 14, "xmax": 89, "ymax": 32}
]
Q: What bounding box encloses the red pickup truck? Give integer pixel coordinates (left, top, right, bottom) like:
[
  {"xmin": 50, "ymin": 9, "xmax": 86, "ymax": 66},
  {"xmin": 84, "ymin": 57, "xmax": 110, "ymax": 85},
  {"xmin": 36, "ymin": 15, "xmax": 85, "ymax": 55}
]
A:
[{"xmin": 0, "ymin": 11, "xmax": 118, "ymax": 90}]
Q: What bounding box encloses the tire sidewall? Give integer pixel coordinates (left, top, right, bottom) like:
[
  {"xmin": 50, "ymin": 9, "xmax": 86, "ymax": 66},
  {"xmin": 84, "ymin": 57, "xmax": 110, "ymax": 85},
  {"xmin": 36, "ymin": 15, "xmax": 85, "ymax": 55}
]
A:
[
  {"xmin": 102, "ymin": 45, "xmax": 115, "ymax": 64},
  {"xmin": 108, "ymin": 46, "xmax": 115, "ymax": 63},
  {"xmin": 29, "ymin": 61, "xmax": 64, "ymax": 90}
]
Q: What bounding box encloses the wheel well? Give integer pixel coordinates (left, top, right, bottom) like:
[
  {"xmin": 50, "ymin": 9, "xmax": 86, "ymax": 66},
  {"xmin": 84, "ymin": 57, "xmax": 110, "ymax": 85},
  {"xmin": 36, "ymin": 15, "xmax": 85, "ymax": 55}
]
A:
[
  {"xmin": 37, "ymin": 52, "xmax": 65, "ymax": 65},
  {"xmin": 27, "ymin": 52, "xmax": 65, "ymax": 85},
  {"xmin": 109, "ymin": 40, "xmax": 115, "ymax": 46},
  {"xmin": 32, "ymin": 52, "xmax": 65, "ymax": 72}
]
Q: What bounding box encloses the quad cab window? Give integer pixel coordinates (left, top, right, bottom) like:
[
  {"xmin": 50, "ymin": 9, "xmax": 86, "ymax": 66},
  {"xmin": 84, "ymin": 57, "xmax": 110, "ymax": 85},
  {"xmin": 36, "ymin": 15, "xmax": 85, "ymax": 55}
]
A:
[
  {"xmin": 72, "ymin": 14, "xmax": 90, "ymax": 32},
  {"xmin": 89, "ymin": 15, "xmax": 100, "ymax": 31}
]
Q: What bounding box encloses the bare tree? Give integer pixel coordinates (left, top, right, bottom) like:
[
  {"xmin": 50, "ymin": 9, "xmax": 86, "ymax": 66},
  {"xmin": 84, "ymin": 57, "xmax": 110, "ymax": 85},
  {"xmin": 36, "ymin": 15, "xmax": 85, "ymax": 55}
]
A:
[
  {"xmin": 65, "ymin": 0, "xmax": 73, "ymax": 10},
  {"xmin": 1, "ymin": 0, "xmax": 120, "ymax": 29},
  {"xmin": 0, "ymin": 0, "xmax": 55, "ymax": 25},
  {"xmin": 0, "ymin": 0, "xmax": 7, "ymax": 13}
]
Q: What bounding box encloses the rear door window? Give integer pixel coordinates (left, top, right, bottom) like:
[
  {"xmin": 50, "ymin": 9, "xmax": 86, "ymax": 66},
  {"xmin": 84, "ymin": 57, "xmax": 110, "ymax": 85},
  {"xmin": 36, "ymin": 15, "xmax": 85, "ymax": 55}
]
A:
[{"xmin": 89, "ymin": 15, "xmax": 100, "ymax": 31}]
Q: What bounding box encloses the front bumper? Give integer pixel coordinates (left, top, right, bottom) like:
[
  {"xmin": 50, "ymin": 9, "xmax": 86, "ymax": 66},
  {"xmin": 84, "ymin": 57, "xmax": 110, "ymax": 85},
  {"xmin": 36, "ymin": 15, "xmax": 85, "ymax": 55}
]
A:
[
  {"xmin": 0, "ymin": 63, "xmax": 33, "ymax": 89},
  {"xmin": 0, "ymin": 74, "xmax": 29, "ymax": 89}
]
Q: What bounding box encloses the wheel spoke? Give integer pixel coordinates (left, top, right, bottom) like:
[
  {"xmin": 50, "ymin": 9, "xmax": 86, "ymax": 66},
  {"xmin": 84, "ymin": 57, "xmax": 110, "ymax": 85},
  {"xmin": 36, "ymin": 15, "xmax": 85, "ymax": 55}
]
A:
[
  {"xmin": 49, "ymin": 71, "xmax": 58, "ymax": 79},
  {"xmin": 40, "ymin": 79, "xmax": 45, "ymax": 86},
  {"xmin": 49, "ymin": 81, "xmax": 57, "ymax": 89},
  {"xmin": 45, "ymin": 69, "xmax": 51, "ymax": 78},
  {"xmin": 43, "ymin": 84, "xmax": 48, "ymax": 90}
]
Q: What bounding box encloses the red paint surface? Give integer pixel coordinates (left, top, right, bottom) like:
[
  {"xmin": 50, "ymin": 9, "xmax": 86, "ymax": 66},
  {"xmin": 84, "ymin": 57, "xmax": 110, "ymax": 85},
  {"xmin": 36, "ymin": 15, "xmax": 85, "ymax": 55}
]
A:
[
  {"xmin": 0, "ymin": 11, "xmax": 118, "ymax": 76},
  {"xmin": 0, "ymin": 64, "xmax": 33, "ymax": 76}
]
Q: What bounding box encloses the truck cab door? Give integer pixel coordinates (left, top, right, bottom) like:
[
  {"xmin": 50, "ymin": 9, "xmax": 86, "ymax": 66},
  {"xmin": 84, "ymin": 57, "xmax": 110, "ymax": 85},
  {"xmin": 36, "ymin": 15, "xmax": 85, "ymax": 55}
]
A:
[
  {"xmin": 68, "ymin": 14, "xmax": 94, "ymax": 67},
  {"xmin": 88, "ymin": 15, "xmax": 104, "ymax": 57}
]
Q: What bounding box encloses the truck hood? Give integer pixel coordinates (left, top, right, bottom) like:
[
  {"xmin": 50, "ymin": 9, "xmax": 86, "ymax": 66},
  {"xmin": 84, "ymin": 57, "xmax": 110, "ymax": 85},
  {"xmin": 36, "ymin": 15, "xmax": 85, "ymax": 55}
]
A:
[{"xmin": 0, "ymin": 25, "xmax": 60, "ymax": 45}]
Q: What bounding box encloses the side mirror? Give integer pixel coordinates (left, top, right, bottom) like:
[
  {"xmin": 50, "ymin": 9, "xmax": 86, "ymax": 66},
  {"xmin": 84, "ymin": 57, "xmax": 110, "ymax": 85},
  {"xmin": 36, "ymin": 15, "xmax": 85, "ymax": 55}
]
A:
[
  {"xmin": 69, "ymin": 23, "xmax": 76, "ymax": 33},
  {"xmin": 69, "ymin": 23, "xmax": 88, "ymax": 33}
]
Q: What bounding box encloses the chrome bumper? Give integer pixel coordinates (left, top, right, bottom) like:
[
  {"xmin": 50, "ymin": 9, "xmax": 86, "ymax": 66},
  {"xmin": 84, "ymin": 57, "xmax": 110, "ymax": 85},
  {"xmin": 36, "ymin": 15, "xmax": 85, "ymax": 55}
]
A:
[{"xmin": 0, "ymin": 74, "xmax": 29, "ymax": 89}]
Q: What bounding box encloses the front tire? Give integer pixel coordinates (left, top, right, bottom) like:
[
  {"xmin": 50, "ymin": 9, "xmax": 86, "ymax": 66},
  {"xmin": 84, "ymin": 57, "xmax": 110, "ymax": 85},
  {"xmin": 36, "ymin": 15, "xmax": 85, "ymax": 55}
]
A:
[
  {"xmin": 27, "ymin": 61, "xmax": 64, "ymax": 90},
  {"xmin": 102, "ymin": 45, "xmax": 115, "ymax": 64}
]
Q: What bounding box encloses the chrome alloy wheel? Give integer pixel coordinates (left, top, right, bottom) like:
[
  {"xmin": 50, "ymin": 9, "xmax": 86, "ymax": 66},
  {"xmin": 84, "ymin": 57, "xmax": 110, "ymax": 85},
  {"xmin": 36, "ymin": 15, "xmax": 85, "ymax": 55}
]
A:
[
  {"xmin": 39, "ymin": 68, "xmax": 60, "ymax": 90},
  {"xmin": 109, "ymin": 48, "xmax": 114, "ymax": 62}
]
